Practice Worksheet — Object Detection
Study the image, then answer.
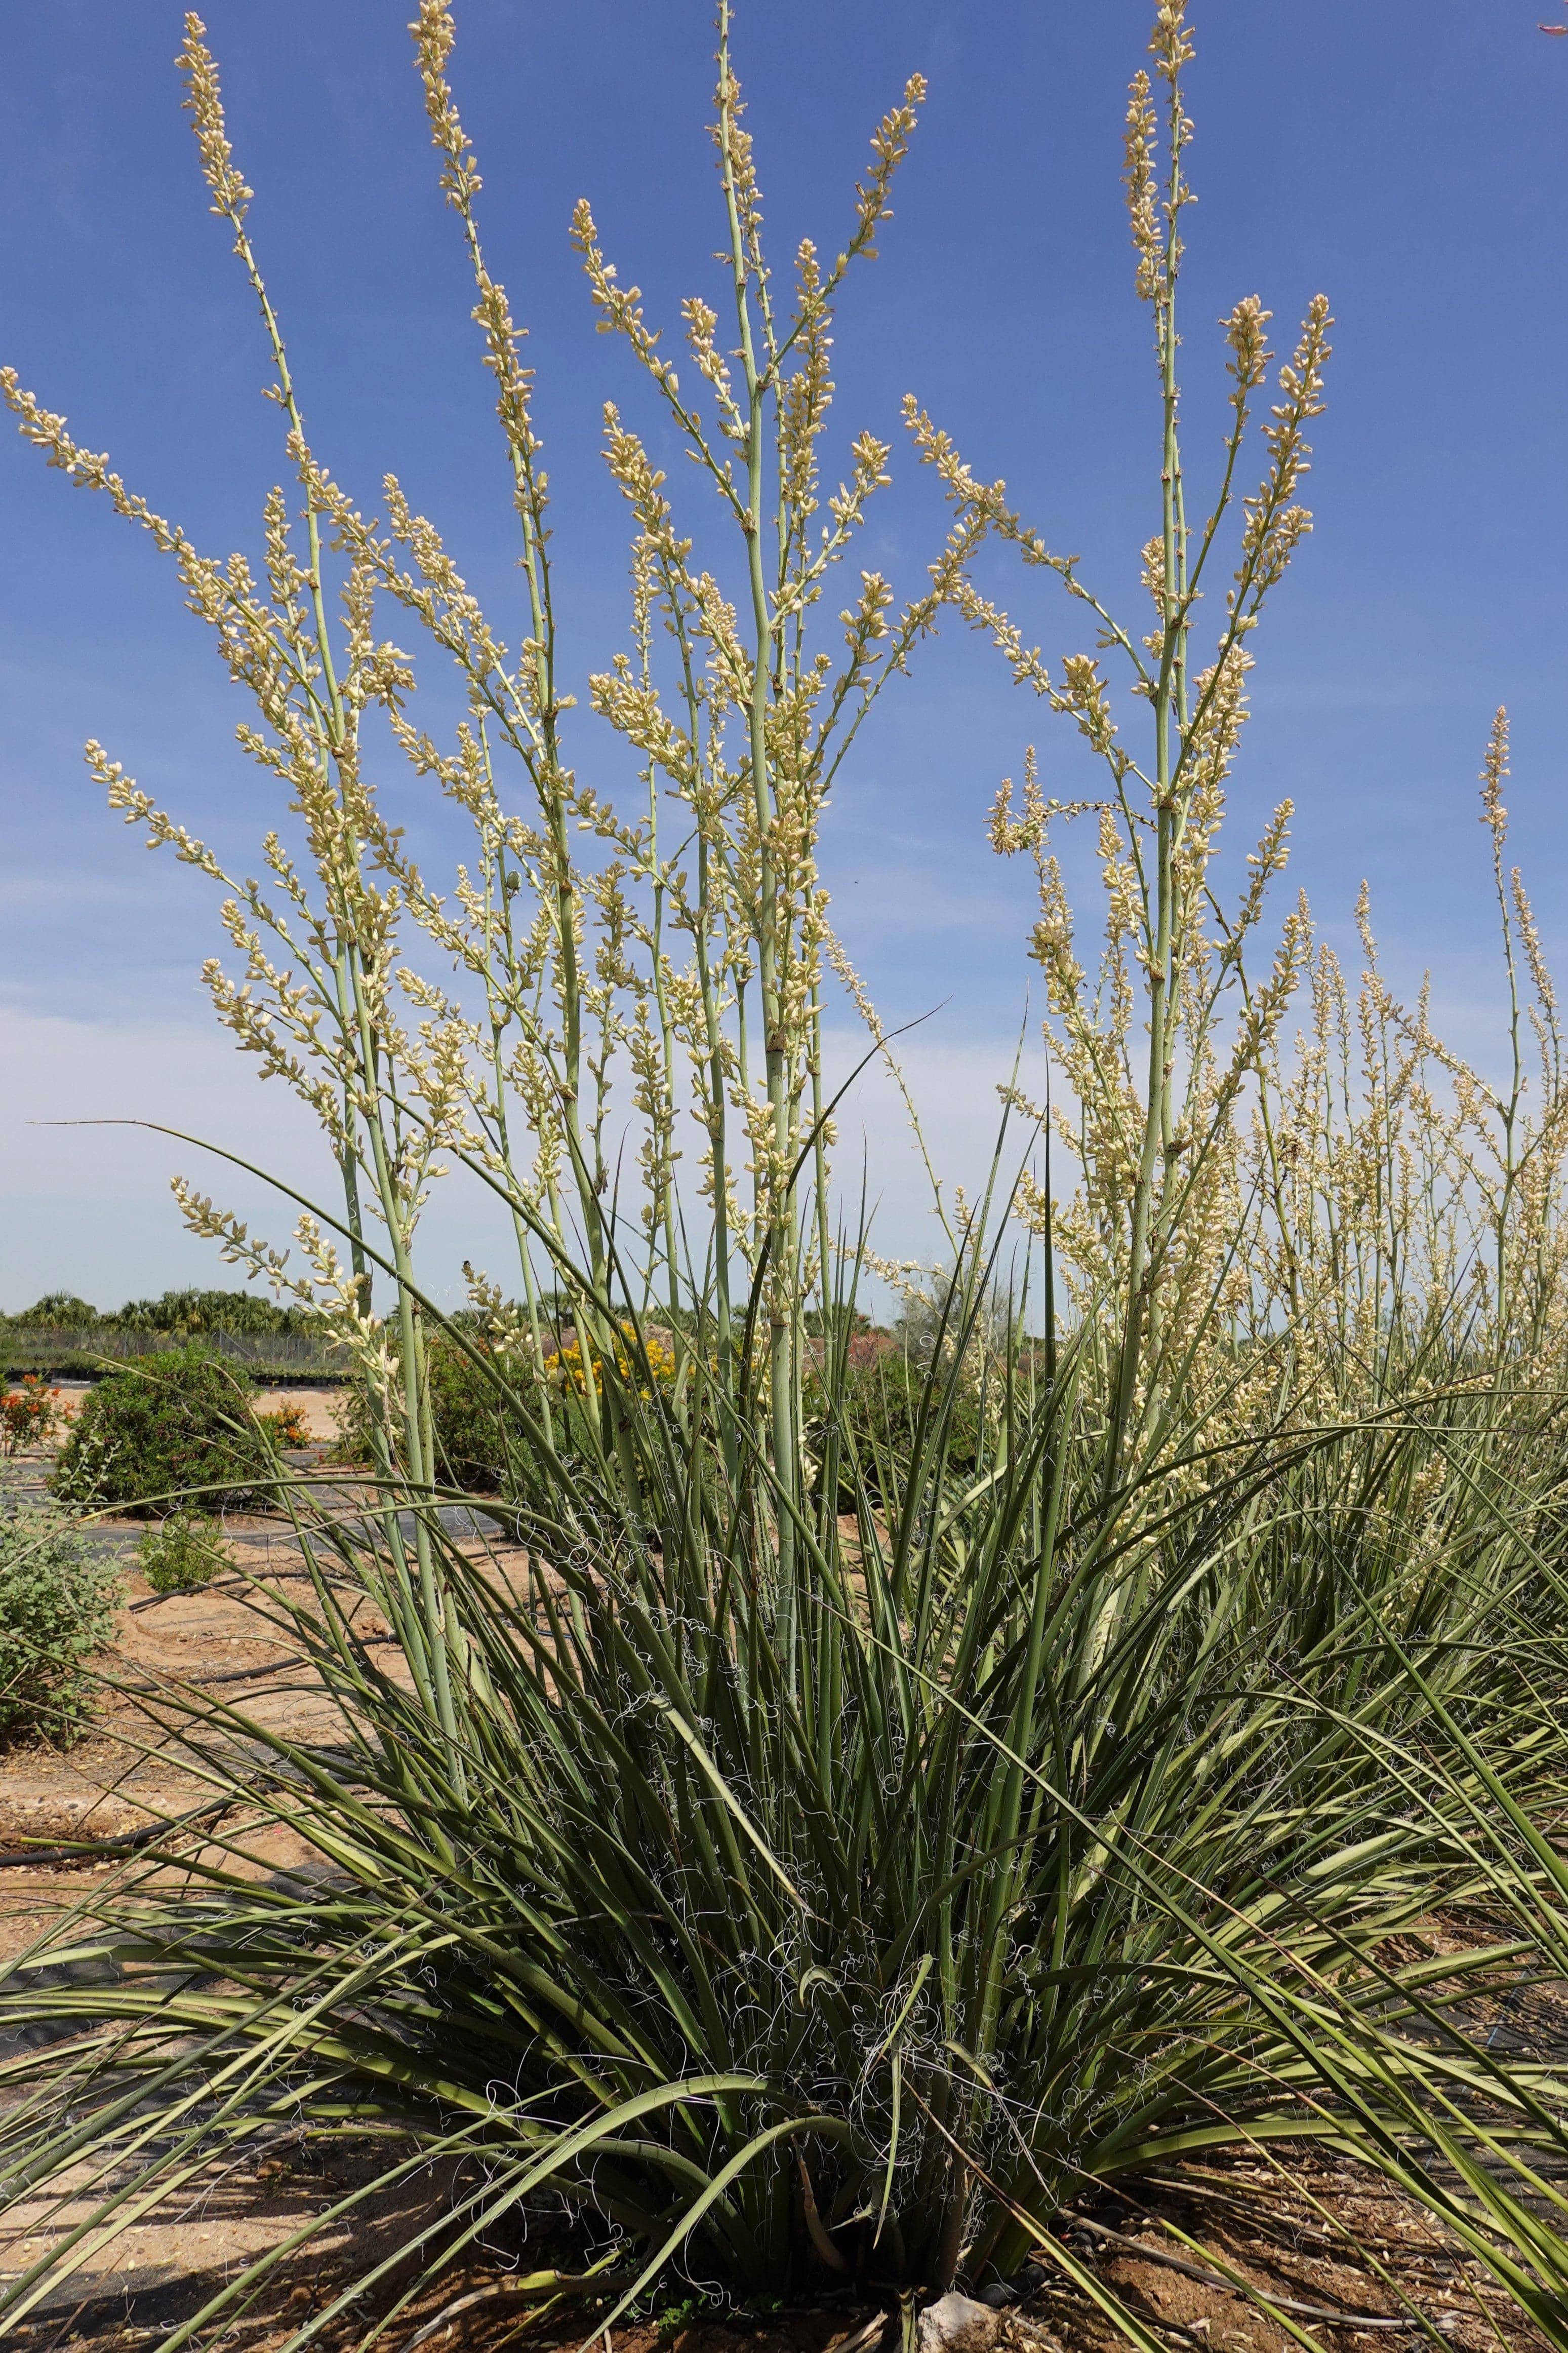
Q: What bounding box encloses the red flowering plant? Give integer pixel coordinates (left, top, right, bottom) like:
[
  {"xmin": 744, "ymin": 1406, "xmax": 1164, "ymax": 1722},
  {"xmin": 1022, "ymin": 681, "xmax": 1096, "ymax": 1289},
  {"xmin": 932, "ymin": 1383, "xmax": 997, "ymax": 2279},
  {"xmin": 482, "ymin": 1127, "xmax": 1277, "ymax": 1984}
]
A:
[{"xmin": 0, "ymin": 1376, "xmax": 64, "ymax": 1458}]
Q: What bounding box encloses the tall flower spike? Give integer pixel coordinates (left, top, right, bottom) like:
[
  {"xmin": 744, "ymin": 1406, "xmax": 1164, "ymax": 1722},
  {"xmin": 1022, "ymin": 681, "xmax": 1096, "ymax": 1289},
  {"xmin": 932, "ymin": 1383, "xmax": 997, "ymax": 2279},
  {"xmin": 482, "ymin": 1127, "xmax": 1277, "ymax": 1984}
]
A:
[
  {"xmin": 1124, "ymin": 70, "xmax": 1161, "ymax": 304},
  {"xmin": 712, "ymin": 45, "xmax": 763, "ymax": 254},
  {"xmin": 1479, "ymin": 704, "xmax": 1509, "ymax": 845},
  {"xmin": 177, "ymin": 15, "xmax": 252, "ymax": 231},
  {"xmin": 1150, "ymin": 0, "xmax": 1196, "ymax": 88},
  {"xmin": 1224, "ymin": 295, "xmax": 1271, "ymax": 400},
  {"xmin": 411, "ymin": 1, "xmax": 483, "ymax": 211},
  {"xmin": 845, "ymin": 74, "xmax": 927, "ymax": 265}
]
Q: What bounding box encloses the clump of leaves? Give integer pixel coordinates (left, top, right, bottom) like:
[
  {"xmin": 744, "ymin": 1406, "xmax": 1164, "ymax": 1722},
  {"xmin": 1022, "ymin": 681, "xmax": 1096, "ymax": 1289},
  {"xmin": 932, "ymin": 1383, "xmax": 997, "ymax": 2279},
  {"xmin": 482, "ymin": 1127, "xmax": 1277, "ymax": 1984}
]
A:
[
  {"xmin": 0, "ymin": 1498, "xmax": 121, "ymax": 1744},
  {"xmin": 331, "ymin": 1339, "xmax": 553, "ymax": 1494},
  {"xmin": 425, "ymin": 1338, "xmax": 536, "ymax": 1492},
  {"xmin": 50, "ymin": 1346, "xmax": 266, "ymax": 1517},
  {"xmin": 808, "ymin": 1347, "xmax": 984, "ymax": 1504},
  {"xmin": 139, "ymin": 1510, "xmax": 227, "ymax": 1596}
]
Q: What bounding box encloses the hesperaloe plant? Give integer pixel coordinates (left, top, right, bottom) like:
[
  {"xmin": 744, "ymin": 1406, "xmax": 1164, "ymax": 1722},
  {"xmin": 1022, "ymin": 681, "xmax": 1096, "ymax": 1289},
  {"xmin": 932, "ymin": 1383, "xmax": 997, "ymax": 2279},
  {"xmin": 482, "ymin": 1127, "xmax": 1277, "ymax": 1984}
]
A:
[{"xmin": 7, "ymin": 9, "xmax": 1568, "ymax": 2352}]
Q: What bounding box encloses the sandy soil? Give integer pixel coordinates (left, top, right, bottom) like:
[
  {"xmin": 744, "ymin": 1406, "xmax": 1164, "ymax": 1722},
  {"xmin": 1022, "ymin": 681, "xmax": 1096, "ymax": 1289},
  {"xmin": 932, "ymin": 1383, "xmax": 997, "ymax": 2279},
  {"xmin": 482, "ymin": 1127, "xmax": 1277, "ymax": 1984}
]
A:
[
  {"xmin": 0, "ymin": 1400, "xmax": 401, "ymax": 2340},
  {"xmin": 250, "ymin": 1389, "xmax": 344, "ymax": 1442},
  {"xmin": 47, "ymin": 1382, "xmax": 345, "ymax": 1445}
]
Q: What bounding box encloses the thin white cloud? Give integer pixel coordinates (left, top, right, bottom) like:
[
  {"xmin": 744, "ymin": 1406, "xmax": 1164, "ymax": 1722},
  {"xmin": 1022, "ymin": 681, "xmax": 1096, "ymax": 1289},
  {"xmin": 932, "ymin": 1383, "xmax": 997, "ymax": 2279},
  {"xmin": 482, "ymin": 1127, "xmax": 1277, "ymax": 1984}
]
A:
[
  {"xmin": 1, "ymin": 1006, "xmax": 330, "ymax": 1312},
  {"xmin": 1, "ymin": 1004, "xmax": 1048, "ymax": 1314}
]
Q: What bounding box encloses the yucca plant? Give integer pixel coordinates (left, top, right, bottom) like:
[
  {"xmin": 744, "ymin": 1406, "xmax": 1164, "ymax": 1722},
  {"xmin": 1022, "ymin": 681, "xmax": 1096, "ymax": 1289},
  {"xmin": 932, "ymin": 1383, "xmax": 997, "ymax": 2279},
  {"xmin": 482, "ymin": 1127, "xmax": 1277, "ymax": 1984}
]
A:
[
  {"xmin": 6, "ymin": 7, "xmax": 1568, "ymax": 2351},
  {"xmin": 9, "ymin": 1321, "xmax": 1568, "ymax": 2344}
]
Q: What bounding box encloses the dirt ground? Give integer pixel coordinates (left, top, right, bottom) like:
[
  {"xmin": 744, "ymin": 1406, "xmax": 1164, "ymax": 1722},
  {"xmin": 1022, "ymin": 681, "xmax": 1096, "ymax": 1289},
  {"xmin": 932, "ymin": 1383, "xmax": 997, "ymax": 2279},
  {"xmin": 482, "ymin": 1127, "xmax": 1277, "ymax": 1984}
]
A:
[
  {"xmin": 39, "ymin": 1383, "xmax": 345, "ymax": 1445},
  {"xmin": 0, "ymin": 1394, "xmax": 395, "ymax": 2341},
  {"xmin": 0, "ymin": 1406, "xmax": 1552, "ymax": 2351}
]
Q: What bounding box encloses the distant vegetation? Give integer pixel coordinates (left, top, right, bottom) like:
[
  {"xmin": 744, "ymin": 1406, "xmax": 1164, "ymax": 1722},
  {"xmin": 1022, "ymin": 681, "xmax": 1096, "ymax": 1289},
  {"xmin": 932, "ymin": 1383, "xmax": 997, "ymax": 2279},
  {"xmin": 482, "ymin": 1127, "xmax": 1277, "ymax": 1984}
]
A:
[{"xmin": 2, "ymin": 1287, "xmax": 317, "ymax": 1336}]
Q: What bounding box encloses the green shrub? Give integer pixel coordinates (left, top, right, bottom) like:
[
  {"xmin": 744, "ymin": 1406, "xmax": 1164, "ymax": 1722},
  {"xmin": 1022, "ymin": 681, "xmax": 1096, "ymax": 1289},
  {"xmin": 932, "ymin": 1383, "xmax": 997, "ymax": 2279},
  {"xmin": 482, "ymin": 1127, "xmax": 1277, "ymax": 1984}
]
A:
[
  {"xmin": 50, "ymin": 1345, "xmax": 267, "ymax": 1517},
  {"xmin": 4, "ymin": 1292, "xmax": 100, "ymax": 1329},
  {"xmin": 808, "ymin": 1347, "xmax": 984, "ymax": 1503},
  {"xmin": 326, "ymin": 1379, "xmax": 376, "ymax": 1468},
  {"xmin": 334, "ymin": 1338, "xmax": 549, "ymax": 1495},
  {"xmin": 427, "ymin": 1339, "xmax": 526, "ymax": 1491},
  {"xmin": 0, "ymin": 1500, "xmax": 121, "ymax": 1744},
  {"xmin": 139, "ymin": 1511, "xmax": 227, "ymax": 1595}
]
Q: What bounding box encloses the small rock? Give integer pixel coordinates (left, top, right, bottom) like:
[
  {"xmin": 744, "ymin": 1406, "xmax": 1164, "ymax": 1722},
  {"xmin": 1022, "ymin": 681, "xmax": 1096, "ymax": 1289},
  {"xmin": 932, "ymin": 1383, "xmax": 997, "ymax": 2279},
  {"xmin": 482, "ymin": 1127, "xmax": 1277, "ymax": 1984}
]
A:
[
  {"xmin": 979, "ymin": 2282, "xmax": 1017, "ymax": 2310},
  {"xmin": 916, "ymin": 2293, "xmax": 1001, "ymax": 2353}
]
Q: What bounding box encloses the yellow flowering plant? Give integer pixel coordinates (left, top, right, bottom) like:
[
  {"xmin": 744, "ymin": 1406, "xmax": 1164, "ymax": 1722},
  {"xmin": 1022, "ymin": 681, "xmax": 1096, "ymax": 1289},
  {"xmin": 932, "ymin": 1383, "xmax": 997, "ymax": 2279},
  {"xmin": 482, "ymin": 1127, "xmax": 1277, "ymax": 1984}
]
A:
[{"xmin": 545, "ymin": 1323, "xmax": 677, "ymax": 1401}]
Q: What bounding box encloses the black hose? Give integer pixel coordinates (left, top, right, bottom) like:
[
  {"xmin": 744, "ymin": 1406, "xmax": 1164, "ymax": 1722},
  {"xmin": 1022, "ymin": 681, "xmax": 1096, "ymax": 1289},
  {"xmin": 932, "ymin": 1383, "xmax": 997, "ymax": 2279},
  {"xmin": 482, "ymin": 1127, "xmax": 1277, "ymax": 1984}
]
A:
[{"xmin": 0, "ymin": 1793, "xmax": 235, "ymax": 1869}]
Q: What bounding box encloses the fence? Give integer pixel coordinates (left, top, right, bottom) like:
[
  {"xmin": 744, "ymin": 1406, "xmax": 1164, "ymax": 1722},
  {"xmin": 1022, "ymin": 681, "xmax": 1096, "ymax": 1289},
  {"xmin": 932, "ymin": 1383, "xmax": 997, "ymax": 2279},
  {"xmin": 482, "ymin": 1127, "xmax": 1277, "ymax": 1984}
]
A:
[{"xmin": 1, "ymin": 1327, "xmax": 352, "ymax": 1379}]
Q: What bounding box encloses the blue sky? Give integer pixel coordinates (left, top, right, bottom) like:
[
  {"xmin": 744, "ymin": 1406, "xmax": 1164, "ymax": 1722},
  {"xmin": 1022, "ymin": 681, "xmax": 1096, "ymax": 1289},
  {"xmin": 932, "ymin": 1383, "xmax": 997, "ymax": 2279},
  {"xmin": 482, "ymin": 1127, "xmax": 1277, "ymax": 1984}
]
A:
[{"xmin": 2, "ymin": 0, "xmax": 1565, "ymax": 1311}]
